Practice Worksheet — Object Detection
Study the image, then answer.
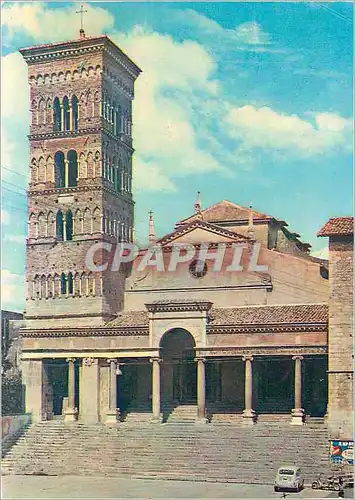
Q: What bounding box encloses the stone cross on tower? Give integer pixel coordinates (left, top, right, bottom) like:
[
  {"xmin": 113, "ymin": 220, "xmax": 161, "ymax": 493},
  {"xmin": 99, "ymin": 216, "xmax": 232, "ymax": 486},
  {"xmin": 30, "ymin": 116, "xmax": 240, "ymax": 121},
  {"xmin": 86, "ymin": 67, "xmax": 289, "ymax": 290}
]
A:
[{"xmin": 76, "ymin": 4, "xmax": 88, "ymax": 39}]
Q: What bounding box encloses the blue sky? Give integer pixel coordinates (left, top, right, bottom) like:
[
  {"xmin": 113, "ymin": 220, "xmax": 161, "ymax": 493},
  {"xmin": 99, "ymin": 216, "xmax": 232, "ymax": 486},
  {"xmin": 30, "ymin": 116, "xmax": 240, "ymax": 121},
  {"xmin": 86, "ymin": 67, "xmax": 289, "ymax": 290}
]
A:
[{"xmin": 1, "ymin": 1, "xmax": 353, "ymax": 311}]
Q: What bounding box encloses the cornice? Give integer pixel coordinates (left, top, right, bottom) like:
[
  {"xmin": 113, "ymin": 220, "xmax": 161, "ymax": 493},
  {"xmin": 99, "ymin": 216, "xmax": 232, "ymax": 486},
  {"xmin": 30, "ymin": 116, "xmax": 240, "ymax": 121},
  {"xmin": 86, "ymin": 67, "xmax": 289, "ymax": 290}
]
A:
[
  {"xmin": 20, "ymin": 38, "xmax": 141, "ymax": 79},
  {"xmin": 27, "ymin": 183, "xmax": 132, "ymax": 201},
  {"xmin": 29, "ymin": 126, "xmax": 134, "ymax": 150},
  {"xmin": 22, "ymin": 43, "xmax": 103, "ymax": 64},
  {"xmin": 21, "ymin": 326, "xmax": 149, "ymax": 338},
  {"xmin": 207, "ymin": 323, "xmax": 328, "ymax": 334},
  {"xmin": 146, "ymin": 300, "xmax": 213, "ymax": 313},
  {"xmin": 197, "ymin": 345, "xmax": 328, "ymax": 357},
  {"xmin": 29, "ymin": 127, "xmax": 101, "ymax": 141}
]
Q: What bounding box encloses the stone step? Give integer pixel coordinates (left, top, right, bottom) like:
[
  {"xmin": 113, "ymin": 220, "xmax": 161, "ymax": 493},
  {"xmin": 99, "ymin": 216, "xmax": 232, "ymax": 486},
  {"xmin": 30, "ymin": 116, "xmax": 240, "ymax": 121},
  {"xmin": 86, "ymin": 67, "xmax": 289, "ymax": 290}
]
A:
[{"xmin": 3, "ymin": 420, "xmax": 331, "ymax": 484}]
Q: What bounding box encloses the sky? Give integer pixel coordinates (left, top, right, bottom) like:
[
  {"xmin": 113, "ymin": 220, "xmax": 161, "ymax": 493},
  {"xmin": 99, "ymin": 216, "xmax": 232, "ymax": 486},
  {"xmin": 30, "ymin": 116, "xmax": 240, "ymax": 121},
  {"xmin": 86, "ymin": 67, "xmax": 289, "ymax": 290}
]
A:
[{"xmin": 1, "ymin": 1, "xmax": 353, "ymax": 311}]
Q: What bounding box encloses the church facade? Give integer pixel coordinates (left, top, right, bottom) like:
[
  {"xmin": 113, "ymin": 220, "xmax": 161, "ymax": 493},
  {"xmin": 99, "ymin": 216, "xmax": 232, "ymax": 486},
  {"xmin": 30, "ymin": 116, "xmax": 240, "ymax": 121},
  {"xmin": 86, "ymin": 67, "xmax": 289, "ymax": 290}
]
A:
[{"xmin": 19, "ymin": 34, "xmax": 353, "ymax": 445}]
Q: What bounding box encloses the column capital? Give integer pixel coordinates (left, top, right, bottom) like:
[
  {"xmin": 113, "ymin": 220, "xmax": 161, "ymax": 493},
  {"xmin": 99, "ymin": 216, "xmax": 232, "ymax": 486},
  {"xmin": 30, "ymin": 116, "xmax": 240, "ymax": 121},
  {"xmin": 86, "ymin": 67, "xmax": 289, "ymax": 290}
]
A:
[
  {"xmin": 107, "ymin": 358, "xmax": 117, "ymax": 365},
  {"xmin": 149, "ymin": 357, "xmax": 162, "ymax": 364},
  {"xmin": 66, "ymin": 357, "xmax": 76, "ymax": 363},
  {"xmin": 83, "ymin": 357, "xmax": 95, "ymax": 366},
  {"xmin": 292, "ymin": 355, "xmax": 304, "ymax": 361},
  {"xmin": 194, "ymin": 357, "xmax": 206, "ymax": 363},
  {"xmin": 242, "ymin": 355, "xmax": 253, "ymax": 362}
]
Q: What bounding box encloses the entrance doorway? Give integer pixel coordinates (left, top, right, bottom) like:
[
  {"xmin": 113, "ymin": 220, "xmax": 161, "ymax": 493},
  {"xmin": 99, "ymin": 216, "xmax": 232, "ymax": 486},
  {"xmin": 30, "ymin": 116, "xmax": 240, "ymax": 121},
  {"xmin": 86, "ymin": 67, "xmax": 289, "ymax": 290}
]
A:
[{"xmin": 160, "ymin": 328, "xmax": 196, "ymax": 404}]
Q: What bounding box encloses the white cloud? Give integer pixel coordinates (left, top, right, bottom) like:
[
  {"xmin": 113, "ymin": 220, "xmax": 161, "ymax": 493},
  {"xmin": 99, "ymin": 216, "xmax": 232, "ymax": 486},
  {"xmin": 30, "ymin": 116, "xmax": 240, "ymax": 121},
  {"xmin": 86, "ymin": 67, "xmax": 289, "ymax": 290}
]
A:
[
  {"xmin": 235, "ymin": 21, "xmax": 270, "ymax": 46},
  {"xmin": 1, "ymin": 51, "xmax": 29, "ymax": 120},
  {"xmin": 312, "ymin": 246, "xmax": 329, "ymax": 260},
  {"xmin": 113, "ymin": 26, "xmax": 225, "ymax": 190},
  {"xmin": 1, "ymin": 210, "xmax": 10, "ymax": 225},
  {"xmin": 172, "ymin": 10, "xmax": 271, "ymax": 50},
  {"xmin": 1, "ymin": 2, "xmax": 114, "ymax": 43},
  {"xmin": 1, "ymin": 269, "xmax": 25, "ymax": 311},
  {"xmin": 5, "ymin": 234, "xmax": 27, "ymax": 244},
  {"xmin": 226, "ymin": 105, "xmax": 353, "ymax": 157}
]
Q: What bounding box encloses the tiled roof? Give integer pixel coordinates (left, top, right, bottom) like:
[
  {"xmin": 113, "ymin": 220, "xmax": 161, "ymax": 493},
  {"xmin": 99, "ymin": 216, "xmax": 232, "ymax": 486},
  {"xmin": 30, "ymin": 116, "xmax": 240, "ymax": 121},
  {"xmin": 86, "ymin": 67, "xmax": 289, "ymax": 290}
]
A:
[
  {"xmin": 318, "ymin": 217, "xmax": 354, "ymax": 237},
  {"xmin": 209, "ymin": 304, "xmax": 328, "ymax": 326},
  {"xmin": 105, "ymin": 304, "xmax": 328, "ymax": 328},
  {"xmin": 177, "ymin": 200, "xmax": 273, "ymax": 226},
  {"xmin": 105, "ymin": 311, "xmax": 148, "ymax": 328}
]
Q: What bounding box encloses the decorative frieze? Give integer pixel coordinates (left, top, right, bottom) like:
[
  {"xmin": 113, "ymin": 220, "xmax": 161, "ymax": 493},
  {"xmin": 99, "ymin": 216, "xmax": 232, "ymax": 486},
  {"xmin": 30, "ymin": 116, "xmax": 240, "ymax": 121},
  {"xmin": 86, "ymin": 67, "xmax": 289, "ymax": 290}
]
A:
[{"xmin": 20, "ymin": 326, "xmax": 149, "ymax": 337}]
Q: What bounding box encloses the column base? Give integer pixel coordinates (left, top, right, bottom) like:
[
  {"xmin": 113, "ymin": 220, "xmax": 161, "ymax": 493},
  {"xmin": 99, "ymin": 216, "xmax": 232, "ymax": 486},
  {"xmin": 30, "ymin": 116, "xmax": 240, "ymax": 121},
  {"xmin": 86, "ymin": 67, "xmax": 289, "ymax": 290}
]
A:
[
  {"xmin": 105, "ymin": 409, "xmax": 120, "ymax": 424},
  {"xmin": 290, "ymin": 408, "xmax": 305, "ymax": 425},
  {"xmin": 64, "ymin": 407, "xmax": 78, "ymax": 422},
  {"xmin": 196, "ymin": 416, "xmax": 208, "ymax": 424},
  {"xmin": 242, "ymin": 409, "xmax": 256, "ymax": 425},
  {"xmin": 150, "ymin": 414, "xmax": 163, "ymax": 424}
]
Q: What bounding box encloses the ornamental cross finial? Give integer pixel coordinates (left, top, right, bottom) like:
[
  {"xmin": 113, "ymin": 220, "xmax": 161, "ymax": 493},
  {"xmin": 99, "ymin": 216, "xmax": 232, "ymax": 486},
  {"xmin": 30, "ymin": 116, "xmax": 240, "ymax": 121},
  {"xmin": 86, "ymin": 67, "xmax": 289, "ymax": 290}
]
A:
[{"xmin": 76, "ymin": 4, "xmax": 88, "ymax": 38}]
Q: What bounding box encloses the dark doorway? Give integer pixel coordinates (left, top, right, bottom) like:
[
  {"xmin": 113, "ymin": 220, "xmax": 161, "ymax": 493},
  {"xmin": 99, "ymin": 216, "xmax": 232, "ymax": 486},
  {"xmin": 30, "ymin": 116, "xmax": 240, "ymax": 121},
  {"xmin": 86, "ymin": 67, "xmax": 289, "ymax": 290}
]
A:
[
  {"xmin": 160, "ymin": 328, "xmax": 196, "ymax": 403},
  {"xmin": 255, "ymin": 357, "xmax": 293, "ymax": 413}
]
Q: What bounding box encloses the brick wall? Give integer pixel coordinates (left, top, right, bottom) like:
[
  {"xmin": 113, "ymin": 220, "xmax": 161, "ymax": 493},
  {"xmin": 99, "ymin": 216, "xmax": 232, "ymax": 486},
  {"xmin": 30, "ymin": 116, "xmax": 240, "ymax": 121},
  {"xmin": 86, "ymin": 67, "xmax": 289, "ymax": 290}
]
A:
[{"xmin": 327, "ymin": 236, "xmax": 354, "ymax": 439}]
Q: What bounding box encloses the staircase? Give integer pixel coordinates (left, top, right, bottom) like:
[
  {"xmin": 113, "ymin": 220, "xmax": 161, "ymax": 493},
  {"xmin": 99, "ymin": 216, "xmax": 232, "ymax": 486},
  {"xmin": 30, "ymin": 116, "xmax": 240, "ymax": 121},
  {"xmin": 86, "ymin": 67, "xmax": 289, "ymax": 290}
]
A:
[
  {"xmin": 2, "ymin": 419, "xmax": 331, "ymax": 484},
  {"xmin": 163, "ymin": 404, "xmax": 198, "ymax": 423}
]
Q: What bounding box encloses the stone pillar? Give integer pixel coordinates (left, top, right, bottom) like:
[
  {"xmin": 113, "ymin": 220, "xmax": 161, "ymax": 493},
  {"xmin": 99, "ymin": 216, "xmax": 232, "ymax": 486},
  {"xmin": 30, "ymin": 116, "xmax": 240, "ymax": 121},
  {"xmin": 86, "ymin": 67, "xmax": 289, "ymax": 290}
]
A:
[
  {"xmin": 242, "ymin": 356, "xmax": 256, "ymax": 424},
  {"xmin": 22, "ymin": 360, "xmax": 45, "ymax": 422},
  {"xmin": 64, "ymin": 358, "xmax": 78, "ymax": 422},
  {"xmin": 291, "ymin": 355, "xmax": 304, "ymax": 425},
  {"xmin": 196, "ymin": 357, "xmax": 208, "ymax": 423},
  {"xmin": 80, "ymin": 358, "xmax": 100, "ymax": 424},
  {"xmin": 106, "ymin": 359, "xmax": 119, "ymax": 424},
  {"xmin": 150, "ymin": 357, "xmax": 162, "ymax": 422}
]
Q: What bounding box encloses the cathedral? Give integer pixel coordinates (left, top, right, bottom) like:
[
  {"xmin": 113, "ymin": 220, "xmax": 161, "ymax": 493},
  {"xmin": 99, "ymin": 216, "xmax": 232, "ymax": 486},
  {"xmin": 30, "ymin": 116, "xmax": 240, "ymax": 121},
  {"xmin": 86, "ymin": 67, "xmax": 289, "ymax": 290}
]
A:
[{"xmin": 18, "ymin": 30, "xmax": 353, "ymax": 452}]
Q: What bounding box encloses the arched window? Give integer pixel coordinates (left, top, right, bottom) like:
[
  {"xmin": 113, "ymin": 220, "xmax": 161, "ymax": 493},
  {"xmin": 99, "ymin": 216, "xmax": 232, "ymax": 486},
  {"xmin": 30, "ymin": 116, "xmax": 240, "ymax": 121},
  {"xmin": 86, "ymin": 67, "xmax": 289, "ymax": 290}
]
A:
[
  {"xmin": 63, "ymin": 96, "xmax": 70, "ymax": 131},
  {"xmin": 71, "ymin": 95, "xmax": 78, "ymax": 130},
  {"xmin": 56, "ymin": 210, "xmax": 64, "ymax": 240},
  {"xmin": 67, "ymin": 150, "xmax": 78, "ymax": 187},
  {"xmin": 54, "ymin": 151, "xmax": 65, "ymax": 188},
  {"xmin": 66, "ymin": 210, "xmax": 73, "ymax": 240},
  {"xmin": 60, "ymin": 273, "xmax": 67, "ymax": 295},
  {"xmin": 53, "ymin": 97, "xmax": 61, "ymax": 131},
  {"xmin": 67, "ymin": 272, "xmax": 73, "ymax": 295}
]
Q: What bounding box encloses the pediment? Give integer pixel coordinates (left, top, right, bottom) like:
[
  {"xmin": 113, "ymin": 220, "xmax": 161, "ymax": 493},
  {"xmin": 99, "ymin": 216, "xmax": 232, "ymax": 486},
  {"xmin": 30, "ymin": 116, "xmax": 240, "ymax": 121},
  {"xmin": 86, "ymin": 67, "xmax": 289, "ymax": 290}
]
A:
[{"xmin": 157, "ymin": 219, "xmax": 250, "ymax": 247}]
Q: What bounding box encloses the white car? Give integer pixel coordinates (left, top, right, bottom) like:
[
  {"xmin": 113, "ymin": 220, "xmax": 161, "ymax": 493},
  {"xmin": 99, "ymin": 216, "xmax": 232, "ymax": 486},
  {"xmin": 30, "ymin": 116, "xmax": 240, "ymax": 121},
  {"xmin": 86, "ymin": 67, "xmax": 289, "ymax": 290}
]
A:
[{"xmin": 274, "ymin": 466, "xmax": 304, "ymax": 492}]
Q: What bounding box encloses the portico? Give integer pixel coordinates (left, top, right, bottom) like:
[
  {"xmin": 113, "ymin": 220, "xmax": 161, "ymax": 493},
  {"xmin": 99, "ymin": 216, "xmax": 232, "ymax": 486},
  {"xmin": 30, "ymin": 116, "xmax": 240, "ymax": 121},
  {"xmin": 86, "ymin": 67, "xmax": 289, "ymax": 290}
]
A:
[{"xmin": 21, "ymin": 300, "xmax": 328, "ymax": 425}]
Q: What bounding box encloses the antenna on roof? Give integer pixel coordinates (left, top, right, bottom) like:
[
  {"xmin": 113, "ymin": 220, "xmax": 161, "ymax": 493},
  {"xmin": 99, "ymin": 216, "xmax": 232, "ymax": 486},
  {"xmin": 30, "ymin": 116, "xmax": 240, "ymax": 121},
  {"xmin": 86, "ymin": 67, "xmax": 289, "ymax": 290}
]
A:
[
  {"xmin": 248, "ymin": 202, "xmax": 255, "ymax": 240},
  {"xmin": 194, "ymin": 191, "xmax": 202, "ymax": 217},
  {"xmin": 76, "ymin": 4, "xmax": 88, "ymax": 39},
  {"xmin": 148, "ymin": 210, "xmax": 156, "ymax": 245}
]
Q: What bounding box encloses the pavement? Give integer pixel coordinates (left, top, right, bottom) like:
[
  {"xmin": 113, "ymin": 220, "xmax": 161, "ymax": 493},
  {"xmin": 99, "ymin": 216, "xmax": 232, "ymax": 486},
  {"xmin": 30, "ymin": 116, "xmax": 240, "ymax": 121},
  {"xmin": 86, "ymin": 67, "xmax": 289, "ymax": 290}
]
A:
[{"xmin": 2, "ymin": 476, "xmax": 353, "ymax": 499}]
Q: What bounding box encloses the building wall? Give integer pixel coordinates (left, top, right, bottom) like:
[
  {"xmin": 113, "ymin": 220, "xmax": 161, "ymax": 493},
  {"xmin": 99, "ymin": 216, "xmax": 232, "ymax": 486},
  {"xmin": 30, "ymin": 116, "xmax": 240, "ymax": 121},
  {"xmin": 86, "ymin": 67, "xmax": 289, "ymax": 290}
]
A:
[
  {"xmin": 327, "ymin": 236, "xmax": 354, "ymax": 439},
  {"xmin": 124, "ymin": 242, "xmax": 329, "ymax": 310}
]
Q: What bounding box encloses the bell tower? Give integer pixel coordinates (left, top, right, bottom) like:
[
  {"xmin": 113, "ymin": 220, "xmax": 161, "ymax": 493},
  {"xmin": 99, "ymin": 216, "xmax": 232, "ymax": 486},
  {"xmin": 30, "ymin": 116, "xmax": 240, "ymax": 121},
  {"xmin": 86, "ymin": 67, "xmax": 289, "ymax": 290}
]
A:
[{"xmin": 20, "ymin": 34, "xmax": 141, "ymax": 327}]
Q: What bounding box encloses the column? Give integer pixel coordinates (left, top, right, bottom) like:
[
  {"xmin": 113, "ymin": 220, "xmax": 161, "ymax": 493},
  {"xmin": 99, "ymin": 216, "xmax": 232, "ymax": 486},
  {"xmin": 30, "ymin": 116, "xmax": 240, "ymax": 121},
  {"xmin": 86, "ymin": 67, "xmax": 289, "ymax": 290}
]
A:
[
  {"xmin": 291, "ymin": 356, "xmax": 304, "ymax": 425},
  {"xmin": 64, "ymin": 160, "xmax": 69, "ymax": 188},
  {"xmin": 242, "ymin": 356, "xmax": 256, "ymax": 424},
  {"xmin": 64, "ymin": 358, "xmax": 78, "ymax": 422},
  {"xmin": 60, "ymin": 104, "xmax": 64, "ymax": 131},
  {"xmin": 150, "ymin": 357, "xmax": 162, "ymax": 422},
  {"xmin": 69, "ymin": 104, "xmax": 73, "ymax": 131},
  {"xmin": 196, "ymin": 357, "xmax": 207, "ymax": 423},
  {"xmin": 106, "ymin": 359, "xmax": 119, "ymax": 424}
]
